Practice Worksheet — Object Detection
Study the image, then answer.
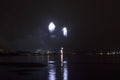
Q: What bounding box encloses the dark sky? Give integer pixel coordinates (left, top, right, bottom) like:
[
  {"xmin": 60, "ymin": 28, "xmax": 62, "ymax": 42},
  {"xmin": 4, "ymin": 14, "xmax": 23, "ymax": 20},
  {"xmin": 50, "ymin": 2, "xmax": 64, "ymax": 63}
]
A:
[{"xmin": 0, "ymin": 0, "xmax": 118, "ymax": 51}]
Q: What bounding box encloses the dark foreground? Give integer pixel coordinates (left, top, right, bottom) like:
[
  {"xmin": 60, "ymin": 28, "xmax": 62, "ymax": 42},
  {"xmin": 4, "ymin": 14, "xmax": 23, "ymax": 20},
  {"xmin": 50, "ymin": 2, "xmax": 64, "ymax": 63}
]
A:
[
  {"xmin": 68, "ymin": 54, "xmax": 120, "ymax": 80},
  {"xmin": 0, "ymin": 54, "xmax": 120, "ymax": 80}
]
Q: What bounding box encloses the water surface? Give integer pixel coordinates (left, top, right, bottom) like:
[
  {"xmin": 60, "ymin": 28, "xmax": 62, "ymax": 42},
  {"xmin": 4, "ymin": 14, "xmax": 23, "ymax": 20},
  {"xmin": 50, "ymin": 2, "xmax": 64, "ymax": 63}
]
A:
[{"xmin": 0, "ymin": 54, "xmax": 120, "ymax": 80}]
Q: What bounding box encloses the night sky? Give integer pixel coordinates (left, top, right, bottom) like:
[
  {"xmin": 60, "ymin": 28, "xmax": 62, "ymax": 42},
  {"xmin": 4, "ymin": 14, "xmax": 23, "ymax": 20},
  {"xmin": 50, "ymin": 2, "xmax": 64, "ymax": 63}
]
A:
[{"xmin": 0, "ymin": 0, "xmax": 118, "ymax": 51}]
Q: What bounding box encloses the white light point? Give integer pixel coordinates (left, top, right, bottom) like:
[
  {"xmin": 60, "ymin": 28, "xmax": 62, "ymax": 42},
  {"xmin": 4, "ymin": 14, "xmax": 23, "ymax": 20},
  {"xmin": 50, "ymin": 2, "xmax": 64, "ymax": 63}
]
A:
[
  {"xmin": 62, "ymin": 27, "xmax": 67, "ymax": 37},
  {"xmin": 48, "ymin": 22, "xmax": 56, "ymax": 33}
]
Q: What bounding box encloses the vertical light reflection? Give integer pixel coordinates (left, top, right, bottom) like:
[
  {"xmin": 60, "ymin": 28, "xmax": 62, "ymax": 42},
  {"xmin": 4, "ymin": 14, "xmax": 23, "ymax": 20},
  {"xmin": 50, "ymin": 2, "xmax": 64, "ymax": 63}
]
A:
[
  {"xmin": 48, "ymin": 47, "xmax": 68, "ymax": 80},
  {"xmin": 48, "ymin": 64, "xmax": 56, "ymax": 80},
  {"xmin": 63, "ymin": 61, "xmax": 68, "ymax": 80},
  {"xmin": 61, "ymin": 47, "xmax": 64, "ymax": 67},
  {"xmin": 48, "ymin": 62, "xmax": 68, "ymax": 80},
  {"xmin": 60, "ymin": 47, "xmax": 68, "ymax": 80}
]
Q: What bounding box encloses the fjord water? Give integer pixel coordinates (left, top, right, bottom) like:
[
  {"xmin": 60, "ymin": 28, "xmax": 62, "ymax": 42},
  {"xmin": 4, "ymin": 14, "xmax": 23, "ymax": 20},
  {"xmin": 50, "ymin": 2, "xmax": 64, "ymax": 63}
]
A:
[{"xmin": 0, "ymin": 54, "xmax": 120, "ymax": 80}]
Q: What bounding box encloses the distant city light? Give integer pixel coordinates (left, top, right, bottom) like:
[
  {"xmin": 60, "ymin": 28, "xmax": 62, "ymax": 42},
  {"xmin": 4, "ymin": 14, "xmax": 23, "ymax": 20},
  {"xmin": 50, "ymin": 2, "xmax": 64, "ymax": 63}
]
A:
[
  {"xmin": 62, "ymin": 27, "xmax": 67, "ymax": 37},
  {"xmin": 48, "ymin": 22, "xmax": 56, "ymax": 33},
  {"xmin": 100, "ymin": 53, "xmax": 103, "ymax": 55}
]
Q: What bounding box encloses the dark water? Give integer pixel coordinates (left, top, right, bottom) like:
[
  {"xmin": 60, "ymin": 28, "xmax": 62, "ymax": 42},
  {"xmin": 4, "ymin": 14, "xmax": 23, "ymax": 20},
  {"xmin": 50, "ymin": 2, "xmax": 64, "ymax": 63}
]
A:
[
  {"xmin": 68, "ymin": 55, "xmax": 120, "ymax": 80},
  {"xmin": 0, "ymin": 54, "xmax": 120, "ymax": 80}
]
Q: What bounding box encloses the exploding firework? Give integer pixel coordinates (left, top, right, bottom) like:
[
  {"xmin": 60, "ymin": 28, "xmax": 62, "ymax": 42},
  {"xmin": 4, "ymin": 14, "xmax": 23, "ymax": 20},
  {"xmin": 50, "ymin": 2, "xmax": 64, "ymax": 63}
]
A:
[
  {"xmin": 62, "ymin": 27, "xmax": 67, "ymax": 37},
  {"xmin": 48, "ymin": 22, "xmax": 56, "ymax": 33}
]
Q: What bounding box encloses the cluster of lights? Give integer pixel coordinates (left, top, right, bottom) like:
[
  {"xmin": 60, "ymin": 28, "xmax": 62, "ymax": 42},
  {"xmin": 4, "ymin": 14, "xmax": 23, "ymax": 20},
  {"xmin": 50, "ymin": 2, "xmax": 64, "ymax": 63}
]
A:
[
  {"xmin": 35, "ymin": 49, "xmax": 55, "ymax": 54},
  {"xmin": 48, "ymin": 22, "xmax": 68, "ymax": 37},
  {"xmin": 98, "ymin": 51, "xmax": 120, "ymax": 55}
]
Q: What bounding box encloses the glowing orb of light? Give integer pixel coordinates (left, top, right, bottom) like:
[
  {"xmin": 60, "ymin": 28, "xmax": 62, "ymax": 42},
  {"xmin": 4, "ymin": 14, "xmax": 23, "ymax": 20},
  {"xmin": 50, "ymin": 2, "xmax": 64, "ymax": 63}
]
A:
[
  {"xmin": 48, "ymin": 22, "xmax": 56, "ymax": 33},
  {"xmin": 62, "ymin": 27, "xmax": 67, "ymax": 37}
]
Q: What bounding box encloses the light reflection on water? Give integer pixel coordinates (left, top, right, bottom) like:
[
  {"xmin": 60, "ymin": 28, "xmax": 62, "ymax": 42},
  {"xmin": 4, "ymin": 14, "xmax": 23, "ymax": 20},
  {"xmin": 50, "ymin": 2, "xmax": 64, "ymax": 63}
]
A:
[
  {"xmin": 0, "ymin": 51, "xmax": 68, "ymax": 80},
  {"xmin": 63, "ymin": 61, "xmax": 68, "ymax": 80},
  {"xmin": 48, "ymin": 63, "xmax": 56, "ymax": 80},
  {"xmin": 48, "ymin": 61, "xmax": 68, "ymax": 80},
  {"xmin": 1, "ymin": 53, "xmax": 120, "ymax": 80},
  {"xmin": 48, "ymin": 49, "xmax": 68, "ymax": 80}
]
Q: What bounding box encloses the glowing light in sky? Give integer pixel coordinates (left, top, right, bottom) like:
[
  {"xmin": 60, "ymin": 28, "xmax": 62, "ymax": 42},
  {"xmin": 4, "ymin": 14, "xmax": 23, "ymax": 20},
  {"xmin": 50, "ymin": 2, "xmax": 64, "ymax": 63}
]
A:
[
  {"xmin": 48, "ymin": 22, "xmax": 56, "ymax": 33},
  {"xmin": 62, "ymin": 27, "xmax": 67, "ymax": 37}
]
